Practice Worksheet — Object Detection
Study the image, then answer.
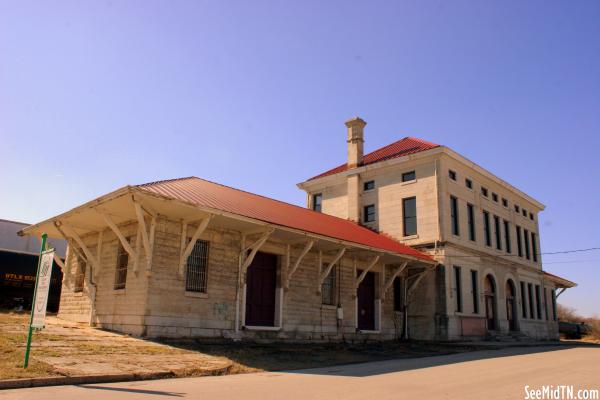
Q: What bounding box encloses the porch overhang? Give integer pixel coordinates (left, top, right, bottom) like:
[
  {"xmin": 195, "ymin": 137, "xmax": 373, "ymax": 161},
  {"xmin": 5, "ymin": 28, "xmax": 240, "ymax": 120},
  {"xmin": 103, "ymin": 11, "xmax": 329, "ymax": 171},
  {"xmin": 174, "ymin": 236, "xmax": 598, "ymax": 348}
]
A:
[
  {"xmin": 18, "ymin": 185, "xmax": 436, "ymax": 269},
  {"xmin": 543, "ymin": 271, "xmax": 577, "ymax": 289}
]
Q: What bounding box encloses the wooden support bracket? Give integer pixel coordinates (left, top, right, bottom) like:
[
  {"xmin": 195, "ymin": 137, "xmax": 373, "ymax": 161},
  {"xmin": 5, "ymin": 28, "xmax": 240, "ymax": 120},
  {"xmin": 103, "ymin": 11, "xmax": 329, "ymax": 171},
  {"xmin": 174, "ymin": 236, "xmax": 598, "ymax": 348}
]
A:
[
  {"xmin": 285, "ymin": 240, "xmax": 315, "ymax": 289},
  {"xmin": 179, "ymin": 216, "xmax": 213, "ymax": 277},
  {"xmin": 97, "ymin": 211, "xmax": 137, "ymax": 260},
  {"xmin": 383, "ymin": 262, "xmax": 408, "ymax": 293},
  {"xmin": 318, "ymin": 247, "xmax": 346, "ymax": 291},
  {"xmin": 354, "ymin": 255, "xmax": 380, "ymax": 289},
  {"xmin": 241, "ymin": 228, "xmax": 274, "ymax": 272}
]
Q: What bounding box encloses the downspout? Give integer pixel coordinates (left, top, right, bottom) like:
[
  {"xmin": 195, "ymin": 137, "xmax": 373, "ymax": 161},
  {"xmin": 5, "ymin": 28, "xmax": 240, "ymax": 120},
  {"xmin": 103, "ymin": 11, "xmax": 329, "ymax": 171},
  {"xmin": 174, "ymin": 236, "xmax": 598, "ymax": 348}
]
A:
[
  {"xmin": 234, "ymin": 233, "xmax": 246, "ymax": 337},
  {"xmin": 402, "ymin": 275, "xmax": 408, "ymax": 340}
]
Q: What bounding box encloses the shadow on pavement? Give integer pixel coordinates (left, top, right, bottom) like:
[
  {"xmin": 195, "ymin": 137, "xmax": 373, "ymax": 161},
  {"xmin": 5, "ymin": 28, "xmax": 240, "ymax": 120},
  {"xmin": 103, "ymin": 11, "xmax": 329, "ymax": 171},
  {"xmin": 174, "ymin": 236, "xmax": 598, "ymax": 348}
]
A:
[
  {"xmin": 77, "ymin": 384, "xmax": 185, "ymax": 397},
  {"xmin": 288, "ymin": 343, "xmax": 600, "ymax": 377}
]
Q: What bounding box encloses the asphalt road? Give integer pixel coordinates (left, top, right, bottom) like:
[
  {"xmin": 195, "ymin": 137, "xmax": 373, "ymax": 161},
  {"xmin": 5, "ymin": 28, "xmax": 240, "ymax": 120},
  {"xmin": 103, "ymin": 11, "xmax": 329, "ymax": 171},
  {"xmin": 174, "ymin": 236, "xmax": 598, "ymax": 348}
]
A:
[{"xmin": 2, "ymin": 346, "xmax": 599, "ymax": 400}]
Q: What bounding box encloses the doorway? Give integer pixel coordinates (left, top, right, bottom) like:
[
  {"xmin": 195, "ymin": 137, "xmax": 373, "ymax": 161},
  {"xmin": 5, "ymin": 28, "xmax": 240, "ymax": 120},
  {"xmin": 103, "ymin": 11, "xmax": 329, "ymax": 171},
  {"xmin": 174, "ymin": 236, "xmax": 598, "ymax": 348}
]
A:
[
  {"xmin": 245, "ymin": 252, "xmax": 277, "ymax": 327},
  {"xmin": 357, "ymin": 270, "xmax": 376, "ymax": 331},
  {"xmin": 484, "ymin": 275, "xmax": 497, "ymax": 331}
]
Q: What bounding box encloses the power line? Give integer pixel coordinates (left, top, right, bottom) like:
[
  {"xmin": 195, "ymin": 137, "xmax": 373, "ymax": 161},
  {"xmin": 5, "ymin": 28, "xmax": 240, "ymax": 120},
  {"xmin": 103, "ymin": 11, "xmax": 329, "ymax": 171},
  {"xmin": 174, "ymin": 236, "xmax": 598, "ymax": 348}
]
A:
[
  {"xmin": 442, "ymin": 246, "xmax": 600, "ymax": 259},
  {"xmin": 542, "ymin": 247, "xmax": 600, "ymax": 255},
  {"xmin": 543, "ymin": 260, "xmax": 600, "ymax": 265}
]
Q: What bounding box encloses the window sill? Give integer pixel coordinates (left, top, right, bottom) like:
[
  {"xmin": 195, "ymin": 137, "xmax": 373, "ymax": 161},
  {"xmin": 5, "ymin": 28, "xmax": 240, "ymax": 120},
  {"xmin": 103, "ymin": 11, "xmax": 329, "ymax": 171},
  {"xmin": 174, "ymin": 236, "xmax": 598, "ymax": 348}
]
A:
[
  {"xmin": 321, "ymin": 304, "xmax": 337, "ymax": 310},
  {"xmin": 403, "ymin": 234, "xmax": 419, "ymax": 240},
  {"xmin": 401, "ymin": 179, "xmax": 417, "ymax": 186},
  {"xmin": 243, "ymin": 325, "xmax": 281, "ymax": 331},
  {"xmin": 357, "ymin": 329, "xmax": 380, "ymax": 334},
  {"xmin": 185, "ymin": 291, "xmax": 209, "ymax": 299},
  {"xmin": 113, "ymin": 289, "xmax": 126, "ymax": 295}
]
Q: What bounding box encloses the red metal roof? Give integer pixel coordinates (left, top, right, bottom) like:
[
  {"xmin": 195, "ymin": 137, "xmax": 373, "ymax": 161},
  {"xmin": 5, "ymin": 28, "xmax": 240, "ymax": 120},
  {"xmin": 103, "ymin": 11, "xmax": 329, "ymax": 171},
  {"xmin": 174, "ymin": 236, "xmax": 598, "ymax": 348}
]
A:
[
  {"xmin": 309, "ymin": 137, "xmax": 440, "ymax": 180},
  {"xmin": 543, "ymin": 271, "xmax": 577, "ymax": 288},
  {"xmin": 138, "ymin": 177, "xmax": 434, "ymax": 263}
]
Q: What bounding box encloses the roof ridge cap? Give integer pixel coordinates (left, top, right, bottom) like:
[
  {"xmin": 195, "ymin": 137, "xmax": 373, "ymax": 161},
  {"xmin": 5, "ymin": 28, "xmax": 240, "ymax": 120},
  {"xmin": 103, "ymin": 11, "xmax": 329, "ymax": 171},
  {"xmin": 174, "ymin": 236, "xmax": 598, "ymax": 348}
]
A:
[{"xmin": 137, "ymin": 176, "xmax": 197, "ymax": 187}]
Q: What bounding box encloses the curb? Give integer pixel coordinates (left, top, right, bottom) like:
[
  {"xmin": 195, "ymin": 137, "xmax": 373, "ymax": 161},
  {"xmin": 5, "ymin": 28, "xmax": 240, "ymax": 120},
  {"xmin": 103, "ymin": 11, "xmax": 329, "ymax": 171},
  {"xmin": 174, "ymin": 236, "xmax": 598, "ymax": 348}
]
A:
[{"xmin": 0, "ymin": 364, "xmax": 232, "ymax": 390}]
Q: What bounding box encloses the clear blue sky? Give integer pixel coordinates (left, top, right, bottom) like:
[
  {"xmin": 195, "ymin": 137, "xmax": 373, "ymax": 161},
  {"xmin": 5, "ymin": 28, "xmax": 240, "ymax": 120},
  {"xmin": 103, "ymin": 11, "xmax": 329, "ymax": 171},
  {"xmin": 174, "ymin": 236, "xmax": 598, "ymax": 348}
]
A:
[{"xmin": 1, "ymin": 1, "xmax": 599, "ymax": 316}]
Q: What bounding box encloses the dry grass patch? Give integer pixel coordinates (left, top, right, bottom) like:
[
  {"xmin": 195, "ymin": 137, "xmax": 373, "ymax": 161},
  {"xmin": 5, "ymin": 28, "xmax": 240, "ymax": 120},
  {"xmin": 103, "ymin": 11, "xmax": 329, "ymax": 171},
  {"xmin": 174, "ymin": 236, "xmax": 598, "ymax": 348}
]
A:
[{"xmin": 0, "ymin": 315, "xmax": 59, "ymax": 380}]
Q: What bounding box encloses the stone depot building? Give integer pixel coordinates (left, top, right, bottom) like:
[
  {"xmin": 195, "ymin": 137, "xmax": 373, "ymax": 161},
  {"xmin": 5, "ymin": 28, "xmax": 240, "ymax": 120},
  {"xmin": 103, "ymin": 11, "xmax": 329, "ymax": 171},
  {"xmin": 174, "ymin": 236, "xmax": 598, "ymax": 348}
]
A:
[{"xmin": 21, "ymin": 118, "xmax": 575, "ymax": 341}]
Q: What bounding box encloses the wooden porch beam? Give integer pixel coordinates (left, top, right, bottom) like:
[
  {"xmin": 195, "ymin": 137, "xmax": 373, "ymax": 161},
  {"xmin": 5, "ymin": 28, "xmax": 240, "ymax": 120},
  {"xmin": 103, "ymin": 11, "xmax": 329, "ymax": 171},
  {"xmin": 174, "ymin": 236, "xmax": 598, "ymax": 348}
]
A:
[
  {"xmin": 53, "ymin": 253, "xmax": 65, "ymax": 271},
  {"xmin": 133, "ymin": 201, "xmax": 152, "ymax": 264},
  {"xmin": 241, "ymin": 228, "xmax": 274, "ymax": 272},
  {"xmin": 355, "ymin": 255, "xmax": 380, "ymax": 289},
  {"xmin": 383, "ymin": 262, "xmax": 408, "ymax": 293},
  {"xmin": 407, "ymin": 268, "xmax": 433, "ymax": 299},
  {"xmin": 97, "ymin": 211, "xmax": 137, "ymax": 260},
  {"xmin": 94, "ymin": 230, "xmax": 103, "ymax": 280},
  {"xmin": 285, "ymin": 239, "xmax": 315, "ymax": 289},
  {"xmin": 319, "ymin": 247, "xmax": 346, "ymax": 285},
  {"xmin": 59, "ymin": 223, "xmax": 99, "ymax": 269}
]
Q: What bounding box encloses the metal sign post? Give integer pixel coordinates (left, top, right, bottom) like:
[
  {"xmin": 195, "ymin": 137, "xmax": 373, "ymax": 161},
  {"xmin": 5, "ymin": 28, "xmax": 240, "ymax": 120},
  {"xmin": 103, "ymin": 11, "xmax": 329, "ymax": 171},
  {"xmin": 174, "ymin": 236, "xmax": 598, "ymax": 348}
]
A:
[{"xmin": 23, "ymin": 233, "xmax": 55, "ymax": 368}]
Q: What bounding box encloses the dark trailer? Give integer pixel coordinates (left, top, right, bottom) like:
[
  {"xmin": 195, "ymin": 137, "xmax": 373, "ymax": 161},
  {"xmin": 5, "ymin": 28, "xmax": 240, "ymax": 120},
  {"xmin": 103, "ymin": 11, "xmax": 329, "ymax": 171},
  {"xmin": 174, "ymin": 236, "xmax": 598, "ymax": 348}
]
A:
[{"xmin": 0, "ymin": 219, "xmax": 66, "ymax": 312}]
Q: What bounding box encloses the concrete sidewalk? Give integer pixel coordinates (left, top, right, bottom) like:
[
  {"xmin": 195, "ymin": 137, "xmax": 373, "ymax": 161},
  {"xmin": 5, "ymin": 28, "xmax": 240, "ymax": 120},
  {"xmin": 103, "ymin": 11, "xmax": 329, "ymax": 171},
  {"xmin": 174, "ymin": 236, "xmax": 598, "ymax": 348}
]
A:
[
  {"xmin": 2, "ymin": 346, "xmax": 598, "ymax": 400},
  {"xmin": 0, "ymin": 314, "xmax": 232, "ymax": 386}
]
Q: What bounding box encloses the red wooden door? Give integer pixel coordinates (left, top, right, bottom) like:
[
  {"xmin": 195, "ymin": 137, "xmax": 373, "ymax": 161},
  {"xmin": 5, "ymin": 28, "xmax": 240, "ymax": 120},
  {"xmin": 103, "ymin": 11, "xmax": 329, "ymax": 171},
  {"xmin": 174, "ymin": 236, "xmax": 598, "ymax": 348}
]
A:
[
  {"xmin": 357, "ymin": 270, "xmax": 376, "ymax": 331},
  {"xmin": 245, "ymin": 252, "xmax": 277, "ymax": 327}
]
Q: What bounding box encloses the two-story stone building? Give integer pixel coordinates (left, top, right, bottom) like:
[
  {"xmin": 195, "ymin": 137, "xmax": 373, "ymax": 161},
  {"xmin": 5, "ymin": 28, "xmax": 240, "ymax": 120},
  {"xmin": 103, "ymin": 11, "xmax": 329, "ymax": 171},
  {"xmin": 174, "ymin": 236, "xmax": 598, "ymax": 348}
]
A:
[{"xmin": 297, "ymin": 117, "xmax": 575, "ymax": 340}]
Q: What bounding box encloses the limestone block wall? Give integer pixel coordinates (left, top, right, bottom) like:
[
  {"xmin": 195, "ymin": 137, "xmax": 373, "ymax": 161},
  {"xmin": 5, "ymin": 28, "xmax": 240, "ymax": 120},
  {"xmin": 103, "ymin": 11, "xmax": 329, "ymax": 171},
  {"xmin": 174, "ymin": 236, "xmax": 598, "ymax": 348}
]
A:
[
  {"xmin": 92, "ymin": 221, "xmax": 150, "ymax": 336},
  {"xmin": 438, "ymin": 154, "xmax": 542, "ymax": 271},
  {"xmin": 58, "ymin": 221, "xmax": 150, "ymax": 335},
  {"xmin": 137, "ymin": 216, "xmax": 407, "ymax": 340},
  {"xmin": 57, "ymin": 246, "xmax": 92, "ymax": 323},
  {"xmin": 436, "ymin": 245, "xmax": 559, "ymax": 341}
]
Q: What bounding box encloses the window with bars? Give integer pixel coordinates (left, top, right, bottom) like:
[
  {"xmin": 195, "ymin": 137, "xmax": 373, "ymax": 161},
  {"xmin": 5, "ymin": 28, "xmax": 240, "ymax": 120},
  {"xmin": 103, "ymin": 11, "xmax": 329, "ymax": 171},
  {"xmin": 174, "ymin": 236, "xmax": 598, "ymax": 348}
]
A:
[
  {"xmin": 520, "ymin": 282, "xmax": 527, "ymax": 318},
  {"xmin": 321, "ymin": 265, "xmax": 336, "ymax": 305},
  {"xmin": 186, "ymin": 239, "xmax": 210, "ymax": 293},
  {"xmin": 73, "ymin": 254, "xmax": 86, "ymax": 293},
  {"xmin": 114, "ymin": 238, "xmax": 130, "ymax": 290}
]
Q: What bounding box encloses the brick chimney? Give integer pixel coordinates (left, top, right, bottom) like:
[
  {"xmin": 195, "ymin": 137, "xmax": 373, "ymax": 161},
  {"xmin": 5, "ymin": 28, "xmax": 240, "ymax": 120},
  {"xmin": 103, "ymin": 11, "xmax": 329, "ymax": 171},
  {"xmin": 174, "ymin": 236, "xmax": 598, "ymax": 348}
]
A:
[
  {"xmin": 346, "ymin": 117, "xmax": 366, "ymax": 169},
  {"xmin": 345, "ymin": 117, "xmax": 366, "ymax": 222}
]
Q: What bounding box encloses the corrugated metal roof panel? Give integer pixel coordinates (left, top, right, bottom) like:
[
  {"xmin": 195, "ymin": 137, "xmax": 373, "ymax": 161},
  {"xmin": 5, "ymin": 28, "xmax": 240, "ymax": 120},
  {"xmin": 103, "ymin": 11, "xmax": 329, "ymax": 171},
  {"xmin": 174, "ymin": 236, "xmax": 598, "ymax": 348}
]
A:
[
  {"xmin": 309, "ymin": 136, "xmax": 440, "ymax": 180},
  {"xmin": 138, "ymin": 177, "xmax": 434, "ymax": 262}
]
